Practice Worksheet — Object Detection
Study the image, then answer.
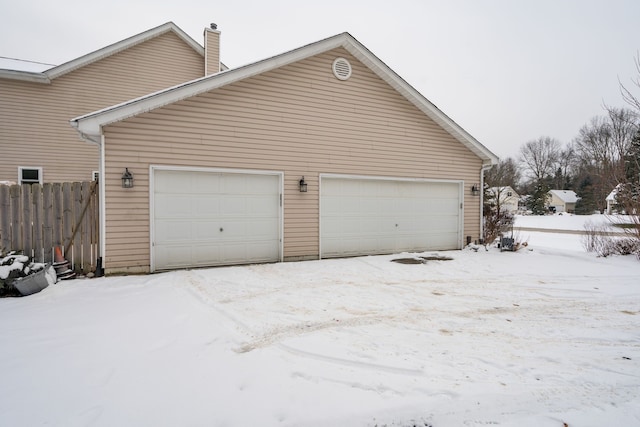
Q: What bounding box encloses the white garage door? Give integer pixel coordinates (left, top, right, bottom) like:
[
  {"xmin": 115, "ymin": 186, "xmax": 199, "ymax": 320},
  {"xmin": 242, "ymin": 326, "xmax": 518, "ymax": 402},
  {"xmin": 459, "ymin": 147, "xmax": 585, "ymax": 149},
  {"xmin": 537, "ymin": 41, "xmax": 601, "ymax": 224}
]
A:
[
  {"xmin": 152, "ymin": 169, "xmax": 281, "ymax": 271},
  {"xmin": 321, "ymin": 177, "xmax": 461, "ymax": 258}
]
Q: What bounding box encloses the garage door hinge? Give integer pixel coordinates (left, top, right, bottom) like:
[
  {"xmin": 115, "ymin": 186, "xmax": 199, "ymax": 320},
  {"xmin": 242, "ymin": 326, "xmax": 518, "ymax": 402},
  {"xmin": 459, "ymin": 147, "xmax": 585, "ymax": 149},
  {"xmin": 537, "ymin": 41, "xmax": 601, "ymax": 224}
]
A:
[{"xmin": 460, "ymin": 202, "xmax": 463, "ymax": 209}]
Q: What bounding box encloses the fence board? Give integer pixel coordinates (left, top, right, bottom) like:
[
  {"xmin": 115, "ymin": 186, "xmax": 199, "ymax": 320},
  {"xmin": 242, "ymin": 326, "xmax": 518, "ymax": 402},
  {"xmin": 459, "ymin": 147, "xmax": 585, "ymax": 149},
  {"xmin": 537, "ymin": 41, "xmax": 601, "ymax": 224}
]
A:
[
  {"xmin": 43, "ymin": 184, "xmax": 53, "ymax": 264},
  {"xmin": 0, "ymin": 182, "xmax": 99, "ymax": 272},
  {"xmin": 32, "ymin": 185, "xmax": 44, "ymax": 263},
  {"xmin": 0, "ymin": 185, "xmax": 10, "ymax": 251},
  {"xmin": 53, "ymin": 183, "xmax": 62, "ymax": 248},
  {"xmin": 81, "ymin": 182, "xmax": 92, "ymax": 274},
  {"xmin": 63, "ymin": 183, "xmax": 73, "ymax": 261},
  {"xmin": 22, "ymin": 186, "xmax": 33, "ymax": 258},
  {"xmin": 10, "ymin": 185, "xmax": 21, "ymax": 250}
]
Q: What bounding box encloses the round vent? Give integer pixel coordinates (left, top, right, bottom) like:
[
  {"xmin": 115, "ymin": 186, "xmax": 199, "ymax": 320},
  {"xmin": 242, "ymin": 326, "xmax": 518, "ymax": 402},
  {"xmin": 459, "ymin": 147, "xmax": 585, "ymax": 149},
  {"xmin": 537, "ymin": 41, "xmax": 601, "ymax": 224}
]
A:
[{"xmin": 332, "ymin": 57, "xmax": 352, "ymax": 80}]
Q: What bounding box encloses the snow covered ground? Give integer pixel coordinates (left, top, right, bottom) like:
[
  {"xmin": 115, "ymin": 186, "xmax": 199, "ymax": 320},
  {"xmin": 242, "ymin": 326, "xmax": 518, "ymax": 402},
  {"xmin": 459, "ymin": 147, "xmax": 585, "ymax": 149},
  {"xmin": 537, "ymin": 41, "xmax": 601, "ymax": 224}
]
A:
[{"xmin": 1, "ymin": 215, "xmax": 639, "ymax": 426}]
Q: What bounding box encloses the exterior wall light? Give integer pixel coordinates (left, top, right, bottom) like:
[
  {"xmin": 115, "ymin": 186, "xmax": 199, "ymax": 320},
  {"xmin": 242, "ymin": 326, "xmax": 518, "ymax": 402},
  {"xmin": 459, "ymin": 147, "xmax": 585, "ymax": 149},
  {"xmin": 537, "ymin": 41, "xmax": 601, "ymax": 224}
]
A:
[
  {"xmin": 299, "ymin": 176, "xmax": 308, "ymax": 192},
  {"xmin": 122, "ymin": 168, "xmax": 134, "ymax": 188},
  {"xmin": 471, "ymin": 184, "xmax": 480, "ymax": 196}
]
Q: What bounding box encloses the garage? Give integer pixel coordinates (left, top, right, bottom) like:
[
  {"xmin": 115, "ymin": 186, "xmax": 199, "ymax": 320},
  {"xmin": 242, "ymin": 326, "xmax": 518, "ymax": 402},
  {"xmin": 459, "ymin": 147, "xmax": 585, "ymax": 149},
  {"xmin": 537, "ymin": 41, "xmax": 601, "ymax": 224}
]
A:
[
  {"xmin": 152, "ymin": 168, "xmax": 282, "ymax": 271},
  {"xmin": 320, "ymin": 176, "xmax": 462, "ymax": 258}
]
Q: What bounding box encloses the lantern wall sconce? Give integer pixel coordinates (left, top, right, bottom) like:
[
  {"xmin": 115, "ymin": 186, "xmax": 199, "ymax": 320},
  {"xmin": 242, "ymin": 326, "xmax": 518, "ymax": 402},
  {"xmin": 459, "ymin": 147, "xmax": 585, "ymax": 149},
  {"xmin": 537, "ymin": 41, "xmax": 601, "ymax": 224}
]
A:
[
  {"xmin": 471, "ymin": 184, "xmax": 480, "ymax": 196},
  {"xmin": 299, "ymin": 176, "xmax": 308, "ymax": 192},
  {"xmin": 121, "ymin": 168, "xmax": 134, "ymax": 188}
]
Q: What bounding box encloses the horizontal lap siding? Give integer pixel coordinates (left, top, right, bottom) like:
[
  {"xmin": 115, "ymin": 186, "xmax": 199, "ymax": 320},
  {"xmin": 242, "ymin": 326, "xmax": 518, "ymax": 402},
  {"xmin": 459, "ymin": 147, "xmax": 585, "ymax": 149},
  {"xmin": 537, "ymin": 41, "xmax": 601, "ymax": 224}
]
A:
[
  {"xmin": 0, "ymin": 32, "xmax": 204, "ymax": 183},
  {"xmin": 103, "ymin": 48, "xmax": 482, "ymax": 272}
]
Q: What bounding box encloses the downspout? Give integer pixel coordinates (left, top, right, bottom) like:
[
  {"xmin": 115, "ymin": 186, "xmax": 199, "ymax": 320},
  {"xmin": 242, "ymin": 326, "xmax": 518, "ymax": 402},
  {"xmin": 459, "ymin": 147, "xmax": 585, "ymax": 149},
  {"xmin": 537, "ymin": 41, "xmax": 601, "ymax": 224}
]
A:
[
  {"xmin": 98, "ymin": 134, "xmax": 106, "ymax": 273},
  {"xmin": 480, "ymin": 162, "xmax": 494, "ymax": 242},
  {"xmin": 70, "ymin": 123, "xmax": 106, "ymax": 275}
]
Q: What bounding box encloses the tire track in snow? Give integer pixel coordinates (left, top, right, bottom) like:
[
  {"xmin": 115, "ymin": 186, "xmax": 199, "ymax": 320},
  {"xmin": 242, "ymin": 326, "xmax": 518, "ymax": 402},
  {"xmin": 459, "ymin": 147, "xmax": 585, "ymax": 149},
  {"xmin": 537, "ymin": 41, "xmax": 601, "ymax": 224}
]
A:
[{"xmin": 179, "ymin": 270, "xmax": 430, "ymax": 376}]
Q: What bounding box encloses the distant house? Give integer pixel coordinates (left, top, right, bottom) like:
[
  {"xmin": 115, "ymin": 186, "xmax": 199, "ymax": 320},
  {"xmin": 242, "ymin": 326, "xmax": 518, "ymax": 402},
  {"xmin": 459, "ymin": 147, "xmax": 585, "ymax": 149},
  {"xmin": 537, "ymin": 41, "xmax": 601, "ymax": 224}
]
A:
[
  {"xmin": 488, "ymin": 186, "xmax": 519, "ymax": 213},
  {"xmin": 548, "ymin": 190, "xmax": 579, "ymax": 213},
  {"xmin": 606, "ymin": 184, "xmax": 627, "ymax": 214},
  {"xmin": 0, "ymin": 22, "xmax": 222, "ymax": 184}
]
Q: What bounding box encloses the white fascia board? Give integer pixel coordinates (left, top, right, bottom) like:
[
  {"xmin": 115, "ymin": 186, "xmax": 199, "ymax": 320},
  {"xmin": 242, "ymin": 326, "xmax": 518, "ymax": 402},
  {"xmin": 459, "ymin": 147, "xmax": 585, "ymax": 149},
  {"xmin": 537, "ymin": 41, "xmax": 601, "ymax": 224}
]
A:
[
  {"xmin": 0, "ymin": 69, "xmax": 50, "ymax": 83},
  {"xmin": 47, "ymin": 22, "xmax": 203, "ymax": 79}
]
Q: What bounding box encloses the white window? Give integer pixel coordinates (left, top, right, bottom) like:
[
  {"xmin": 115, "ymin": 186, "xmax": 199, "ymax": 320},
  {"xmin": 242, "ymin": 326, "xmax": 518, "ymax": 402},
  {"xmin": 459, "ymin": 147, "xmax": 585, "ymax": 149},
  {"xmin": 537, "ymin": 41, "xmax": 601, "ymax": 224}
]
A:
[{"xmin": 18, "ymin": 167, "xmax": 42, "ymax": 185}]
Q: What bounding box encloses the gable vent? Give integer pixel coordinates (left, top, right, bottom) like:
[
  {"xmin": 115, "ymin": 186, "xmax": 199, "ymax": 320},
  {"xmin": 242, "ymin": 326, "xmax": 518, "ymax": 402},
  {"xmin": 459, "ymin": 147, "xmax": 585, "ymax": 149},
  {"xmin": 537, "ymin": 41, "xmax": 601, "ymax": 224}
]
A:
[{"xmin": 332, "ymin": 57, "xmax": 352, "ymax": 80}]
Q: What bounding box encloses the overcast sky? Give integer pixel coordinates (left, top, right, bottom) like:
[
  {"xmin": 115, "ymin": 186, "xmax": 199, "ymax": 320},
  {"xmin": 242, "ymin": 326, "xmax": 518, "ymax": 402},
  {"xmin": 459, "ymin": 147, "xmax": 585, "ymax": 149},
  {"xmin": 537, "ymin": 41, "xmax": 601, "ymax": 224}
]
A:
[{"xmin": 1, "ymin": 0, "xmax": 639, "ymax": 159}]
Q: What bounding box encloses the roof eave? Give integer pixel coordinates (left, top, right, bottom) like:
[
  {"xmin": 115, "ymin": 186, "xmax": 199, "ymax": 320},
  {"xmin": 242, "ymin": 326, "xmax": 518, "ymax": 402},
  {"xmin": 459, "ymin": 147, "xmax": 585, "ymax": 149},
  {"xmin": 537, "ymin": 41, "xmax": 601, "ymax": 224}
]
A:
[
  {"xmin": 47, "ymin": 22, "xmax": 203, "ymax": 80},
  {"xmin": 0, "ymin": 69, "xmax": 50, "ymax": 83}
]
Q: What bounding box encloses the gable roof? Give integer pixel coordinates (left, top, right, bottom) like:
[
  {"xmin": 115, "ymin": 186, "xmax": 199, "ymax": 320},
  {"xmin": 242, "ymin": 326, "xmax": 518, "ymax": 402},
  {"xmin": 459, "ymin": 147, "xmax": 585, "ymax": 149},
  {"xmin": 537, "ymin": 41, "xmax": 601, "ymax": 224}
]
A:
[
  {"xmin": 0, "ymin": 22, "xmax": 204, "ymax": 84},
  {"xmin": 549, "ymin": 189, "xmax": 579, "ymax": 203},
  {"xmin": 71, "ymin": 32, "xmax": 499, "ymax": 166},
  {"xmin": 489, "ymin": 186, "xmax": 519, "ymax": 196},
  {"xmin": 606, "ymin": 183, "xmax": 622, "ymax": 201}
]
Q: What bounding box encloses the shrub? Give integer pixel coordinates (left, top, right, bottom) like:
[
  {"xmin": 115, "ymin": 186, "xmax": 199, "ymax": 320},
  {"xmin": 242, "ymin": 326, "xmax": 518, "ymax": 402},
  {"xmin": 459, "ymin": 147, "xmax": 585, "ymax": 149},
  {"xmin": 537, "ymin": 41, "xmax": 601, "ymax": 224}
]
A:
[{"xmin": 582, "ymin": 221, "xmax": 640, "ymax": 258}]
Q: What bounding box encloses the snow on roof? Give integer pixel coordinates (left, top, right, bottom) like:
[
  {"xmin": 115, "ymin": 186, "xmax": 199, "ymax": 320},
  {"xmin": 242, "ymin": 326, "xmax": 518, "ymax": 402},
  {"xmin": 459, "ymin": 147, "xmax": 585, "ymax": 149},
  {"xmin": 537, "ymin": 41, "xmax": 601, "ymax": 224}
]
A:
[
  {"xmin": 606, "ymin": 184, "xmax": 622, "ymax": 201},
  {"xmin": 549, "ymin": 189, "xmax": 579, "ymax": 203},
  {"xmin": 0, "ymin": 56, "xmax": 54, "ymax": 73}
]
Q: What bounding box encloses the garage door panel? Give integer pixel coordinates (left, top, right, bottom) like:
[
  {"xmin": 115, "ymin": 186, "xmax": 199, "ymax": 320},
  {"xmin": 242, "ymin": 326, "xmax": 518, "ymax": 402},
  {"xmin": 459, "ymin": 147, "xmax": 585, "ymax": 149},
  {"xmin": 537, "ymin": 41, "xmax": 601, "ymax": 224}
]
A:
[
  {"xmin": 155, "ymin": 220, "xmax": 193, "ymax": 242},
  {"xmin": 321, "ymin": 178, "xmax": 460, "ymax": 258},
  {"xmin": 193, "ymin": 244, "xmax": 221, "ymax": 265},
  {"xmin": 153, "ymin": 169, "xmax": 280, "ymax": 271},
  {"xmin": 218, "ymin": 196, "xmax": 248, "ymax": 216},
  {"xmin": 194, "ymin": 197, "xmax": 221, "ymax": 216},
  {"xmin": 248, "ymin": 196, "xmax": 279, "ymax": 215},
  {"xmin": 155, "ymin": 195, "xmax": 195, "ymax": 217}
]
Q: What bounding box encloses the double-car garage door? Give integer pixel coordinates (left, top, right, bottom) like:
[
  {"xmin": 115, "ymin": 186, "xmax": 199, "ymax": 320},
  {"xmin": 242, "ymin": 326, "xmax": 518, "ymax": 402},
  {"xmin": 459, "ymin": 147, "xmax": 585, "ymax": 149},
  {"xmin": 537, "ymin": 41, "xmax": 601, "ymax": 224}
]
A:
[
  {"xmin": 152, "ymin": 169, "xmax": 461, "ymax": 270},
  {"xmin": 320, "ymin": 177, "xmax": 462, "ymax": 257}
]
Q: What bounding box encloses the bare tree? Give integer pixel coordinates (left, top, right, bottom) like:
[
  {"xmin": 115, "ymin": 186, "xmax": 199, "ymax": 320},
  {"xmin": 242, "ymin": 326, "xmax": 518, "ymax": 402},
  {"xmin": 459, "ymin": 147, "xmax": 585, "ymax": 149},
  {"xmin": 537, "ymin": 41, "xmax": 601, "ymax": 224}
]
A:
[
  {"xmin": 552, "ymin": 142, "xmax": 577, "ymax": 189},
  {"xmin": 573, "ymin": 107, "xmax": 638, "ymax": 211},
  {"xmin": 519, "ymin": 136, "xmax": 561, "ymax": 182},
  {"xmin": 620, "ymin": 53, "xmax": 640, "ymax": 113},
  {"xmin": 484, "ymin": 157, "xmax": 521, "ymax": 191},
  {"xmin": 617, "ymin": 55, "xmax": 640, "ymax": 250}
]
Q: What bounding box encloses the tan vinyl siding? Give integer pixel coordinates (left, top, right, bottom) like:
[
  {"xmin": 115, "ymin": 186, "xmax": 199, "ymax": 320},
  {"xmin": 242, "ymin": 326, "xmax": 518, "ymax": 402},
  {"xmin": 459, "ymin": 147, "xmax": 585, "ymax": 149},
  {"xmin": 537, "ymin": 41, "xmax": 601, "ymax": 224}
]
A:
[
  {"xmin": 102, "ymin": 48, "xmax": 482, "ymax": 273},
  {"xmin": 0, "ymin": 32, "xmax": 204, "ymax": 183}
]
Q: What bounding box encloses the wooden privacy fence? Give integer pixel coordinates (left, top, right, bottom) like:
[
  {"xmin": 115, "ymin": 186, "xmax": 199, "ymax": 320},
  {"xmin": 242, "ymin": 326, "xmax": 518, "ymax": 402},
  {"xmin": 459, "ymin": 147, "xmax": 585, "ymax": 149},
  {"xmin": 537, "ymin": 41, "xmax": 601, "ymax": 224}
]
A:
[{"xmin": 0, "ymin": 181, "xmax": 99, "ymax": 274}]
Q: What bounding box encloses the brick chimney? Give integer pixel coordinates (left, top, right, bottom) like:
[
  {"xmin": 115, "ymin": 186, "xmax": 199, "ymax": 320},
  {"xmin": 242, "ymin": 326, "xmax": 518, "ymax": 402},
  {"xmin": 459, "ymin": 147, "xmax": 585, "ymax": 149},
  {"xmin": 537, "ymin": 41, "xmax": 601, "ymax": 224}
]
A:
[{"xmin": 204, "ymin": 23, "xmax": 221, "ymax": 75}]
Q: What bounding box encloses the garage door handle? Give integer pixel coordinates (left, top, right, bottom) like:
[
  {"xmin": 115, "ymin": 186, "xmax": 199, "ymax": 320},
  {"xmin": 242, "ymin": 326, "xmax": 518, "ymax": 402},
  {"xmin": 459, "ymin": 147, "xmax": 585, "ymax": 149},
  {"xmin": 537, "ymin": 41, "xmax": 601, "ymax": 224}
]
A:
[{"xmin": 220, "ymin": 227, "xmax": 224, "ymax": 232}]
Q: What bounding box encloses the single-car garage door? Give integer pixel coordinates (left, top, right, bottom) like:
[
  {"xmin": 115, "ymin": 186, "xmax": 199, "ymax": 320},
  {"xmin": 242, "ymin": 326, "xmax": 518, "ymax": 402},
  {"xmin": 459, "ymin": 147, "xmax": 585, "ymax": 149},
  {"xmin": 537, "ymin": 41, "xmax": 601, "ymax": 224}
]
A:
[
  {"xmin": 321, "ymin": 176, "xmax": 461, "ymax": 258},
  {"xmin": 152, "ymin": 168, "xmax": 281, "ymax": 271}
]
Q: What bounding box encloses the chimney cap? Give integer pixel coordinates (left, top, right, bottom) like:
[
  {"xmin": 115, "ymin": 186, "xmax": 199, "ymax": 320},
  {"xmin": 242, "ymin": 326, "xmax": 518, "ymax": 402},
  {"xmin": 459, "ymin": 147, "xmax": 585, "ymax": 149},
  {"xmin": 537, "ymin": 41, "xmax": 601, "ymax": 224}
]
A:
[{"xmin": 210, "ymin": 23, "xmax": 217, "ymax": 30}]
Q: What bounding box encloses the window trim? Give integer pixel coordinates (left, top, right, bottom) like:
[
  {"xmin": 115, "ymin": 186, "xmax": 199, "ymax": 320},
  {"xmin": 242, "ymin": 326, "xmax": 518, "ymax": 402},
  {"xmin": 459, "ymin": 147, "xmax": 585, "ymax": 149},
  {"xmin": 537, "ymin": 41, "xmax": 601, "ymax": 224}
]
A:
[{"xmin": 18, "ymin": 166, "xmax": 43, "ymax": 185}]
